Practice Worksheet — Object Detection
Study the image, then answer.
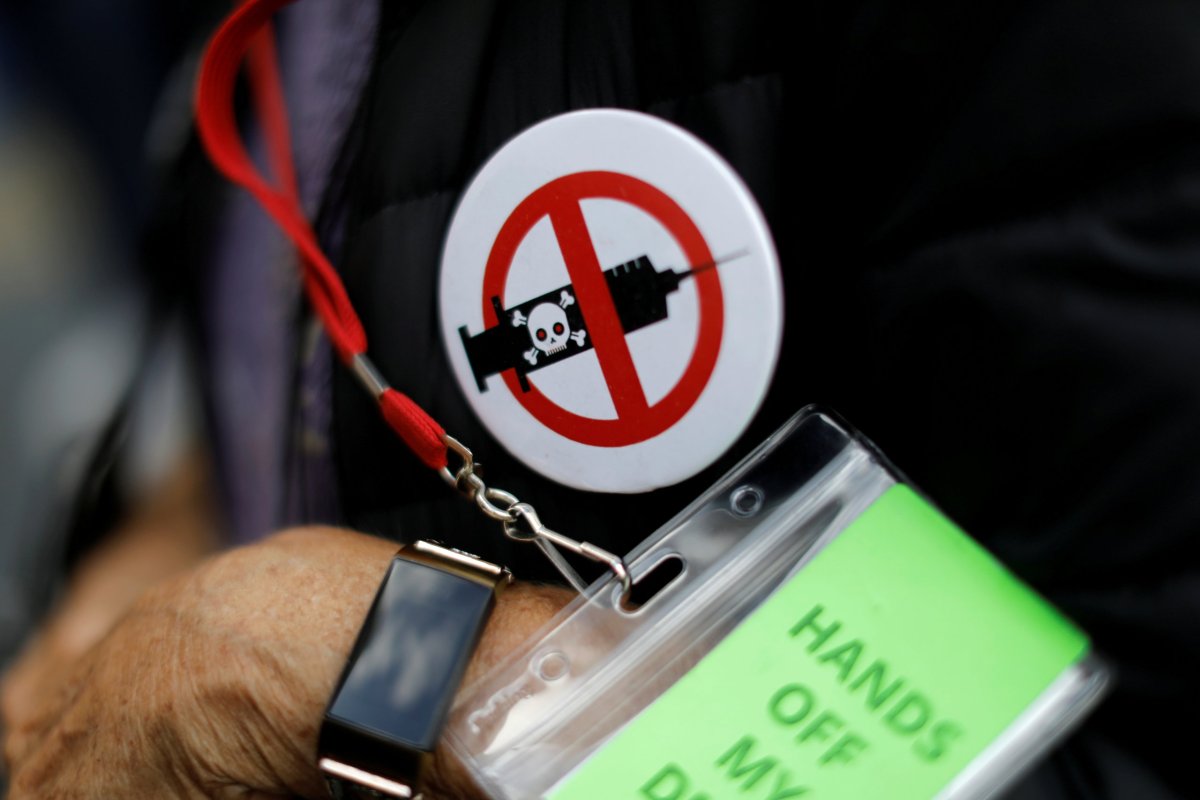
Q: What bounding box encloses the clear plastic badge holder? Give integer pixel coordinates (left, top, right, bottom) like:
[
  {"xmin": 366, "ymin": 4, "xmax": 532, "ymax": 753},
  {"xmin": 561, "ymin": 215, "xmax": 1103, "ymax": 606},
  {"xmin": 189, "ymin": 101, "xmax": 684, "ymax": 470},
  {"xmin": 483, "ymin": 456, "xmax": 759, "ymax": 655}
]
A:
[{"xmin": 446, "ymin": 408, "xmax": 1109, "ymax": 800}]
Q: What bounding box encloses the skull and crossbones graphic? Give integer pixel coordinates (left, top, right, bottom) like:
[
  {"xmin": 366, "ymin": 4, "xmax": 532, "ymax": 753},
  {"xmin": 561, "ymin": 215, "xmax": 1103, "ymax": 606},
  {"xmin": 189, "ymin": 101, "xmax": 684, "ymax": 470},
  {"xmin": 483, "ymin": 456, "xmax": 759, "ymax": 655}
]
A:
[{"xmin": 512, "ymin": 290, "xmax": 587, "ymax": 365}]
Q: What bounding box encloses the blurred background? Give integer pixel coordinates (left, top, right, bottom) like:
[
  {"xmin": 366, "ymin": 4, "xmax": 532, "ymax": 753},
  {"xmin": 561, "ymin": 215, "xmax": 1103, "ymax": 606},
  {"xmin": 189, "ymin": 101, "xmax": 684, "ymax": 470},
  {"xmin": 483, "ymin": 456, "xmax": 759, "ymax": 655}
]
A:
[{"xmin": 0, "ymin": 0, "xmax": 211, "ymax": 683}]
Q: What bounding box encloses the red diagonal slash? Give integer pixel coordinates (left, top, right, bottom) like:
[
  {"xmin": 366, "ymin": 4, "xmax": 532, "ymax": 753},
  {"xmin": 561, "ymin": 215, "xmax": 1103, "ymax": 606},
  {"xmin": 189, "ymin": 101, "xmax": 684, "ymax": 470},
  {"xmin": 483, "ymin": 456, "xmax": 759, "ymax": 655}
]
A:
[
  {"xmin": 547, "ymin": 198, "xmax": 651, "ymax": 419},
  {"xmin": 482, "ymin": 171, "xmax": 722, "ymax": 448}
]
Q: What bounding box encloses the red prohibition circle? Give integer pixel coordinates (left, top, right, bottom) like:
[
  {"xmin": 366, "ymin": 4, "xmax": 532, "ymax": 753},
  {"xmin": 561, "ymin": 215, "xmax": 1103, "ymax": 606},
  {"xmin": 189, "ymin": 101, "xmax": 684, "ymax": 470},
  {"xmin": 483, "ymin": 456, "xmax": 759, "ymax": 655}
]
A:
[{"xmin": 482, "ymin": 171, "xmax": 723, "ymax": 447}]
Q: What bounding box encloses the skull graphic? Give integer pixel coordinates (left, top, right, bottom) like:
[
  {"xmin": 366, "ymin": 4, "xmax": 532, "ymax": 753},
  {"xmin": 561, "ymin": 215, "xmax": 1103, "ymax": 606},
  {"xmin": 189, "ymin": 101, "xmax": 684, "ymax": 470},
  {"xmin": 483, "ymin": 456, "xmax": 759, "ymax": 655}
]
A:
[{"xmin": 527, "ymin": 302, "xmax": 570, "ymax": 356}]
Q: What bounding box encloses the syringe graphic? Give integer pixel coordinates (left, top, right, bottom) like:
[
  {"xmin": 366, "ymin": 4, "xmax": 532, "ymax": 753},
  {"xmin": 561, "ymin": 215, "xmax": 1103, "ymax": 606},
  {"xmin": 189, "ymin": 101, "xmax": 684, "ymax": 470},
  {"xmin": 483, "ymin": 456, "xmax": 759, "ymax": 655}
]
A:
[{"xmin": 458, "ymin": 250, "xmax": 747, "ymax": 393}]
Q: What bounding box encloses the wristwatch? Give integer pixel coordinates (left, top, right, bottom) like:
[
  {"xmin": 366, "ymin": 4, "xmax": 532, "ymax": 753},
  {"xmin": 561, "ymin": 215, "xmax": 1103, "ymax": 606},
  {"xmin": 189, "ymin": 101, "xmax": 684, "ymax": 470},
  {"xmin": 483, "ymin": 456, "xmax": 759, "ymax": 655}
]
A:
[{"xmin": 318, "ymin": 540, "xmax": 512, "ymax": 799}]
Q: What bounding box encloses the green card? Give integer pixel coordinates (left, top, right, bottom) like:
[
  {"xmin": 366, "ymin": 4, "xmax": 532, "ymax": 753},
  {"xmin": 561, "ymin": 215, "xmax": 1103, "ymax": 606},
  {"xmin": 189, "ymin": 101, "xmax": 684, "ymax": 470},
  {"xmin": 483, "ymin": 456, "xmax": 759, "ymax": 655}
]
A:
[{"xmin": 547, "ymin": 484, "xmax": 1088, "ymax": 800}]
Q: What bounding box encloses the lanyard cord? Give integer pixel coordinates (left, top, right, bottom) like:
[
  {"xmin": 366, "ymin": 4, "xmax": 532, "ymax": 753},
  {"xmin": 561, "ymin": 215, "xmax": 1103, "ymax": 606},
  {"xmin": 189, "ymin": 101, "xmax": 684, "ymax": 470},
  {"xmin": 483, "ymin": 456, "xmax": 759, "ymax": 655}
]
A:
[
  {"xmin": 193, "ymin": 0, "xmax": 632, "ymax": 598},
  {"xmin": 194, "ymin": 0, "xmax": 447, "ymax": 471}
]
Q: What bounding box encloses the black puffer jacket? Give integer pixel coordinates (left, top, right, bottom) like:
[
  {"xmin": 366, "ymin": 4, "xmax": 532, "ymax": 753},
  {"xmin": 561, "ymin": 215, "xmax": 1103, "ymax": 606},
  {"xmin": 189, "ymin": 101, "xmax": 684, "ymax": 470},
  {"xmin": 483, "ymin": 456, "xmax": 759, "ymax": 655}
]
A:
[{"xmin": 185, "ymin": 0, "xmax": 1200, "ymax": 797}]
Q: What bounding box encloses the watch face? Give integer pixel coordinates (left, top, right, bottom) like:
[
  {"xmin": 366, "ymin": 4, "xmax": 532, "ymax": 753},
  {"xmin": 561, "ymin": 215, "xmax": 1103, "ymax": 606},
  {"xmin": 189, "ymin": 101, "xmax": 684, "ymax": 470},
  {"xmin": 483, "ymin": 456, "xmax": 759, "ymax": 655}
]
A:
[{"xmin": 326, "ymin": 557, "xmax": 495, "ymax": 750}]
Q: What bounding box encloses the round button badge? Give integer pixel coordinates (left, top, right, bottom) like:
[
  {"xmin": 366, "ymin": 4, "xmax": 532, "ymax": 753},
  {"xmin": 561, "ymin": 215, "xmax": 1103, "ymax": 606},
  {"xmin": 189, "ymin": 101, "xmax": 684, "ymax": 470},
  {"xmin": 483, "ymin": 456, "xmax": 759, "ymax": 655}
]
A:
[{"xmin": 439, "ymin": 110, "xmax": 782, "ymax": 493}]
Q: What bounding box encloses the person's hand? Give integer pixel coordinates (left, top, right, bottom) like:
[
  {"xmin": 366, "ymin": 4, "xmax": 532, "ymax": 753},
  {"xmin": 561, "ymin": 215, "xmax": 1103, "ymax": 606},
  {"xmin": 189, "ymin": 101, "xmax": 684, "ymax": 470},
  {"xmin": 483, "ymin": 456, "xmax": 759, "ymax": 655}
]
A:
[
  {"xmin": 1, "ymin": 453, "xmax": 217, "ymax": 738},
  {"xmin": 1, "ymin": 526, "xmax": 571, "ymax": 799}
]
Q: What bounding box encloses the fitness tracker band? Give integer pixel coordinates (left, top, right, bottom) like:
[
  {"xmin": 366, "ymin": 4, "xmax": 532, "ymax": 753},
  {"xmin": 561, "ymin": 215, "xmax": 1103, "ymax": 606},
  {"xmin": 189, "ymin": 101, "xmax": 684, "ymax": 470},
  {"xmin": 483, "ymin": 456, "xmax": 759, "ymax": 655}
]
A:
[{"xmin": 318, "ymin": 540, "xmax": 512, "ymax": 799}]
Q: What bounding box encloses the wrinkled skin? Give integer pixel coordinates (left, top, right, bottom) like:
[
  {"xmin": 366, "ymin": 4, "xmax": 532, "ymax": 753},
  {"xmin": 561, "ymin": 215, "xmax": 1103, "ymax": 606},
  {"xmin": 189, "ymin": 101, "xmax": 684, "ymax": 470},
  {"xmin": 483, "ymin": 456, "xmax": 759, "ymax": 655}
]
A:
[
  {"xmin": 1, "ymin": 527, "xmax": 570, "ymax": 798},
  {"xmin": 1, "ymin": 455, "xmax": 220, "ymax": 745}
]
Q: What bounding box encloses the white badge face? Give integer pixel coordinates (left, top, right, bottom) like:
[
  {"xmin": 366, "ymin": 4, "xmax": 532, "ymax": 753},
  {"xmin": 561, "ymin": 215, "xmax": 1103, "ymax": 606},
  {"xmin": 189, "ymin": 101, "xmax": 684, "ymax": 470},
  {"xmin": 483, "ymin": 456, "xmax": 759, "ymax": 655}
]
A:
[{"xmin": 439, "ymin": 110, "xmax": 782, "ymax": 493}]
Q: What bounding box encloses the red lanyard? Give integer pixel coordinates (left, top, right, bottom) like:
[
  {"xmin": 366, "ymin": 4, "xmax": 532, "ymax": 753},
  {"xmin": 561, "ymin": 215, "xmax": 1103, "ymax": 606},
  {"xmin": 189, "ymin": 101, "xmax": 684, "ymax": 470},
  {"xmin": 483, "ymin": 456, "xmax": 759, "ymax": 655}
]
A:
[
  {"xmin": 194, "ymin": 0, "xmax": 447, "ymax": 471},
  {"xmin": 193, "ymin": 0, "xmax": 633, "ymax": 595}
]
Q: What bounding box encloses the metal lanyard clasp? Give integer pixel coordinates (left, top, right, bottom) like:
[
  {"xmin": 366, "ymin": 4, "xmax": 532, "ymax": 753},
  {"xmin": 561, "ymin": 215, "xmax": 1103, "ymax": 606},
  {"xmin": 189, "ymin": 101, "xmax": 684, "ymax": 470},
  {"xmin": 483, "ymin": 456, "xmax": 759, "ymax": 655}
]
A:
[{"xmin": 440, "ymin": 434, "xmax": 632, "ymax": 602}]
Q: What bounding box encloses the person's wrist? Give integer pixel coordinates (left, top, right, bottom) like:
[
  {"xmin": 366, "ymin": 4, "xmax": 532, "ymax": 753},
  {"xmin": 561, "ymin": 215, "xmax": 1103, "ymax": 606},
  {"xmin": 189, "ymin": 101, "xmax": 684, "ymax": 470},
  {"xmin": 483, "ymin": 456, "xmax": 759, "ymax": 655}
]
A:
[
  {"xmin": 420, "ymin": 581, "xmax": 574, "ymax": 799},
  {"xmin": 177, "ymin": 526, "xmax": 400, "ymax": 798},
  {"xmin": 313, "ymin": 536, "xmax": 572, "ymax": 800}
]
